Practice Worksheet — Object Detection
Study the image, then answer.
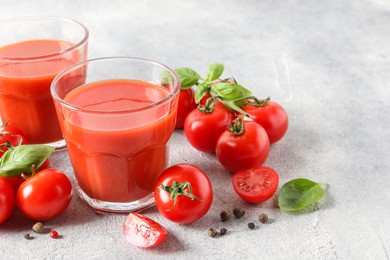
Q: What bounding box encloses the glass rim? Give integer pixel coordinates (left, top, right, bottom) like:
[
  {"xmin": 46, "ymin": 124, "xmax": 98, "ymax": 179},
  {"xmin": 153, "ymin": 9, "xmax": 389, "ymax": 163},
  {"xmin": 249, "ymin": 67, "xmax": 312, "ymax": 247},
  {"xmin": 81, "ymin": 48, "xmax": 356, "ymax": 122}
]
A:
[
  {"xmin": 0, "ymin": 16, "xmax": 89, "ymax": 62},
  {"xmin": 51, "ymin": 56, "xmax": 181, "ymax": 114}
]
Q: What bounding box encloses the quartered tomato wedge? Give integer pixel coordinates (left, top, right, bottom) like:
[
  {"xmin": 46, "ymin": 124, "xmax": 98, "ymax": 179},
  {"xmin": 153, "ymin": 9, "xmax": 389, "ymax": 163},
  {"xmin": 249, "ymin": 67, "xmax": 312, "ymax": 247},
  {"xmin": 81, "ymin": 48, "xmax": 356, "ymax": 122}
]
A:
[
  {"xmin": 232, "ymin": 166, "xmax": 279, "ymax": 203},
  {"xmin": 123, "ymin": 212, "xmax": 168, "ymax": 248}
]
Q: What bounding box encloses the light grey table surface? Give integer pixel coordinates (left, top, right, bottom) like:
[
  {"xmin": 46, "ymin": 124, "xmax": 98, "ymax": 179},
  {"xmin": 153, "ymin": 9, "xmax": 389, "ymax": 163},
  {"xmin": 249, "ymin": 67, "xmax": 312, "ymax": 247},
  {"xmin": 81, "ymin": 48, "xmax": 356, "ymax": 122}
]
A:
[{"xmin": 1, "ymin": 0, "xmax": 389, "ymax": 259}]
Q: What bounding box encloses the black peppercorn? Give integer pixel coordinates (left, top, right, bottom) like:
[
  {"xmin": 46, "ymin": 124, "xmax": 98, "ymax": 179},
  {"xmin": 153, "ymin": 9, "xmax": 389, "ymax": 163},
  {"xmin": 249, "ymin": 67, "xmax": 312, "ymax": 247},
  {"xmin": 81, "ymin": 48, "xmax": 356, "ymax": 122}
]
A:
[
  {"xmin": 220, "ymin": 210, "xmax": 231, "ymax": 222},
  {"xmin": 208, "ymin": 228, "xmax": 218, "ymax": 238},
  {"xmin": 233, "ymin": 207, "xmax": 245, "ymax": 219},
  {"xmin": 258, "ymin": 213, "xmax": 269, "ymax": 224},
  {"xmin": 248, "ymin": 222, "xmax": 255, "ymax": 230},
  {"xmin": 219, "ymin": 228, "xmax": 228, "ymax": 235}
]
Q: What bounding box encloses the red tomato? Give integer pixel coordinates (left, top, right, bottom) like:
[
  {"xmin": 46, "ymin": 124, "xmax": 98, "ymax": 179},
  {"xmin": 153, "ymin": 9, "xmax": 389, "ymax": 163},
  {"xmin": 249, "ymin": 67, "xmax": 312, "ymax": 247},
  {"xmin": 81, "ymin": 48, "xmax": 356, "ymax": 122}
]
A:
[
  {"xmin": 4, "ymin": 176, "xmax": 25, "ymax": 192},
  {"xmin": 0, "ymin": 124, "xmax": 28, "ymax": 157},
  {"xmin": 123, "ymin": 212, "xmax": 168, "ymax": 248},
  {"xmin": 243, "ymin": 101, "xmax": 288, "ymax": 144},
  {"xmin": 16, "ymin": 168, "xmax": 72, "ymax": 221},
  {"xmin": 184, "ymin": 103, "xmax": 233, "ymax": 153},
  {"xmin": 175, "ymin": 88, "xmax": 197, "ymax": 129},
  {"xmin": 232, "ymin": 166, "xmax": 279, "ymax": 203},
  {"xmin": 0, "ymin": 176, "xmax": 15, "ymax": 224},
  {"xmin": 216, "ymin": 121, "xmax": 270, "ymax": 173},
  {"xmin": 154, "ymin": 164, "xmax": 213, "ymax": 224}
]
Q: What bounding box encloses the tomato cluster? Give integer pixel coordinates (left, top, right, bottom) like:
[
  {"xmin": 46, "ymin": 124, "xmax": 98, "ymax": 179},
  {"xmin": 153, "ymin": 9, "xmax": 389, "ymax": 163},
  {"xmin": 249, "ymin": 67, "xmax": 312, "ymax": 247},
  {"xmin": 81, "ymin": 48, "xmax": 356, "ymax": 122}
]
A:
[{"xmin": 0, "ymin": 124, "xmax": 73, "ymax": 224}]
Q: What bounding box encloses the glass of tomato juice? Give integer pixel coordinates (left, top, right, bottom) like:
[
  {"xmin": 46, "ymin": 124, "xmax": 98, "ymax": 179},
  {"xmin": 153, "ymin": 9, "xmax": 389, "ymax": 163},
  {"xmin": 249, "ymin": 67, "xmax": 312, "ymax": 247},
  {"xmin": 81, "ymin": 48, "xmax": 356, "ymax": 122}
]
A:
[
  {"xmin": 51, "ymin": 57, "xmax": 180, "ymax": 213},
  {"xmin": 0, "ymin": 16, "xmax": 88, "ymax": 149}
]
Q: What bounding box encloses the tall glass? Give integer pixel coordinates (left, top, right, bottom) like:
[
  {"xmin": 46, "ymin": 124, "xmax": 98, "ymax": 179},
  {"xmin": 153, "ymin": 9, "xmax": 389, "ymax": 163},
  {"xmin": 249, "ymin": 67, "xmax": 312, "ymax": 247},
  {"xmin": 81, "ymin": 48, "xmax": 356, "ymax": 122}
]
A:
[
  {"xmin": 0, "ymin": 16, "xmax": 88, "ymax": 149},
  {"xmin": 51, "ymin": 57, "xmax": 180, "ymax": 213}
]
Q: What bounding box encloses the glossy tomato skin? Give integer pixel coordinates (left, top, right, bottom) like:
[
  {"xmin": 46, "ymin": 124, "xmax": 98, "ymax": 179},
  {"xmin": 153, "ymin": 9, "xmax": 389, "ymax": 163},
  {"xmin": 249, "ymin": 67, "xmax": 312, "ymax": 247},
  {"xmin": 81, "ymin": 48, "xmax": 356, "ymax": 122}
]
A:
[
  {"xmin": 16, "ymin": 168, "xmax": 72, "ymax": 221},
  {"xmin": 0, "ymin": 125, "xmax": 29, "ymax": 157},
  {"xmin": 123, "ymin": 212, "xmax": 168, "ymax": 248},
  {"xmin": 184, "ymin": 103, "xmax": 233, "ymax": 153},
  {"xmin": 232, "ymin": 166, "xmax": 279, "ymax": 203},
  {"xmin": 154, "ymin": 164, "xmax": 213, "ymax": 224},
  {"xmin": 243, "ymin": 101, "xmax": 288, "ymax": 144},
  {"xmin": 175, "ymin": 88, "xmax": 197, "ymax": 129},
  {"xmin": 0, "ymin": 176, "xmax": 15, "ymax": 224},
  {"xmin": 216, "ymin": 121, "xmax": 270, "ymax": 173}
]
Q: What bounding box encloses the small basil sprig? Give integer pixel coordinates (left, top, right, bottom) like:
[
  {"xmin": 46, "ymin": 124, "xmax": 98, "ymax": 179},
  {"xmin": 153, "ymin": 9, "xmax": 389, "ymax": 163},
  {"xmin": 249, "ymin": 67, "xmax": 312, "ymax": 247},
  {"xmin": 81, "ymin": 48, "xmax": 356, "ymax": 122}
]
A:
[
  {"xmin": 0, "ymin": 144, "xmax": 54, "ymax": 177},
  {"xmin": 175, "ymin": 63, "xmax": 253, "ymax": 114},
  {"xmin": 278, "ymin": 178, "xmax": 327, "ymax": 212}
]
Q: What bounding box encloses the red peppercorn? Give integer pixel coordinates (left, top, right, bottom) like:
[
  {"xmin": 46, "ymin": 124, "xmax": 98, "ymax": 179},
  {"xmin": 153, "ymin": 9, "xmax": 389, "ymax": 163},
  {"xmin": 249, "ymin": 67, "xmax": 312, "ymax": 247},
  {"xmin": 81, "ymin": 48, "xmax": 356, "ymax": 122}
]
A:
[{"xmin": 50, "ymin": 230, "xmax": 59, "ymax": 239}]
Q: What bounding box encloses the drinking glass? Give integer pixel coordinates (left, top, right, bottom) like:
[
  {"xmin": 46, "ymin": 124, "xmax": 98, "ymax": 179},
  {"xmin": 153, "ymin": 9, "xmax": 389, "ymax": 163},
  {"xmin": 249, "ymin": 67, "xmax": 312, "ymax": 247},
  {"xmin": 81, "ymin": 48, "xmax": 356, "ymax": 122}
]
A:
[{"xmin": 51, "ymin": 57, "xmax": 180, "ymax": 213}]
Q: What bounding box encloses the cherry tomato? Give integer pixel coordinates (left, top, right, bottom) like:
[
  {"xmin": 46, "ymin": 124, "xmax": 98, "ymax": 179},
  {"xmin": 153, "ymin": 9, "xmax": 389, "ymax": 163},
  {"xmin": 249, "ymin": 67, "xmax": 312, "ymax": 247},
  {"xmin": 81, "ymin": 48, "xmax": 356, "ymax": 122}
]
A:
[
  {"xmin": 0, "ymin": 176, "xmax": 15, "ymax": 224},
  {"xmin": 216, "ymin": 120, "xmax": 270, "ymax": 173},
  {"xmin": 243, "ymin": 101, "xmax": 288, "ymax": 144},
  {"xmin": 154, "ymin": 164, "xmax": 213, "ymax": 224},
  {"xmin": 184, "ymin": 103, "xmax": 233, "ymax": 153},
  {"xmin": 0, "ymin": 124, "xmax": 28, "ymax": 157},
  {"xmin": 123, "ymin": 212, "xmax": 168, "ymax": 248},
  {"xmin": 175, "ymin": 88, "xmax": 197, "ymax": 129},
  {"xmin": 17, "ymin": 168, "xmax": 72, "ymax": 221},
  {"xmin": 232, "ymin": 166, "xmax": 279, "ymax": 203},
  {"xmin": 4, "ymin": 176, "xmax": 25, "ymax": 192}
]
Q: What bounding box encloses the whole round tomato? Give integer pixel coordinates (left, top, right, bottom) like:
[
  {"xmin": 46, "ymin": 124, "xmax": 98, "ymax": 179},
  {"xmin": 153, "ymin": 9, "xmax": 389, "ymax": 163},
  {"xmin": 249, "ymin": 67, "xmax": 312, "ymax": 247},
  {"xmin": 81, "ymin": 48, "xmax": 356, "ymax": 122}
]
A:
[
  {"xmin": 184, "ymin": 102, "xmax": 233, "ymax": 153},
  {"xmin": 216, "ymin": 120, "xmax": 270, "ymax": 173},
  {"xmin": 175, "ymin": 88, "xmax": 197, "ymax": 129},
  {"xmin": 17, "ymin": 168, "xmax": 72, "ymax": 221},
  {"xmin": 123, "ymin": 212, "xmax": 168, "ymax": 248},
  {"xmin": 232, "ymin": 166, "xmax": 279, "ymax": 203},
  {"xmin": 0, "ymin": 176, "xmax": 15, "ymax": 224},
  {"xmin": 0, "ymin": 124, "xmax": 28, "ymax": 157},
  {"xmin": 154, "ymin": 164, "xmax": 213, "ymax": 224},
  {"xmin": 243, "ymin": 101, "xmax": 288, "ymax": 144}
]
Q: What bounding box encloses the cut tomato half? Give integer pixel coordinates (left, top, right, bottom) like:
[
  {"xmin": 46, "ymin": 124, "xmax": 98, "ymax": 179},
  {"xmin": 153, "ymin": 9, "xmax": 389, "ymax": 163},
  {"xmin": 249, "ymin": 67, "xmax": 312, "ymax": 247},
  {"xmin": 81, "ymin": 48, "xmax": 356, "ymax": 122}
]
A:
[{"xmin": 232, "ymin": 166, "xmax": 279, "ymax": 203}]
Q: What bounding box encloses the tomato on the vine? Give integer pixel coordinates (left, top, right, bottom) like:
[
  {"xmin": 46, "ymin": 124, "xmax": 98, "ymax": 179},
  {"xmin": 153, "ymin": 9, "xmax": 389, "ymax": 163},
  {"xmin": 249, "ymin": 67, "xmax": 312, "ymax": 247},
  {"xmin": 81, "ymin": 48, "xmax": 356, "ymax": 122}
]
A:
[
  {"xmin": 0, "ymin": 176, "xmax": 15, "ymax": 224},
  {"xmin": 243, "ymin": 100, "xmax": 288, "ymax": 144},
  {"xmin": 0, "ymin": 124, "xmax": 28, "ymax": 157},
  {"xmin": 123, "ymin": 212, "xmax": 168, "ymax": 248},
  {"xmin": 154, "ymin": 164, "xmax": 213, "ymax": 224},
  {"xmin": 184, "ymin": 102, "xmax": 233, "ymax": 153},
  {"xmin": 216, "ymin": 118, "xmax": 270, "ymax": 173},
  {"xmin": 232, "ymin": 166, "xmax": 279, "ymax": 203},
  {"xmin": 175, "ymin": 88, "xmax": 197, "ymax": 129},
  {"xmin": 17, "ymin": 168, "xmax": 72, "ymax": 221}
]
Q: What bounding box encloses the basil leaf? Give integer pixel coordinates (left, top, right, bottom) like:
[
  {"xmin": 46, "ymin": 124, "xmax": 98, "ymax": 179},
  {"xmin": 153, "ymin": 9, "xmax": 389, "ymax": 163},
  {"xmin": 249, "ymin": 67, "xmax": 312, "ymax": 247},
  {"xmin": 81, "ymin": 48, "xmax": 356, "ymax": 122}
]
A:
[
  {"xmin": 160, "ymin": 70, "xmax": 175, "ymax": 87},
  {"xmin": 0, "ymin": 145, "xmax": 54, "ymax": 177},
  {"xmin": 175, "ymin": 67, "xmax": 202, "ymax": 89},
  {"xmin": 205, "ymin": 63, "xmax": 224, "ymax": 82},
  {"xmin": 194, "ymin": 82, "xmax": 210, "ymax": 104},
  {"xmin": 278, "ymin": 178, "xmax": 326, "ymax": 212},
  {"xmin": 218, "ymin": 99, "xmax": 249, "ymax": 116},
  {"xmin": 211, "ymin": 82, "xmax": 252, "ymax": 102}
]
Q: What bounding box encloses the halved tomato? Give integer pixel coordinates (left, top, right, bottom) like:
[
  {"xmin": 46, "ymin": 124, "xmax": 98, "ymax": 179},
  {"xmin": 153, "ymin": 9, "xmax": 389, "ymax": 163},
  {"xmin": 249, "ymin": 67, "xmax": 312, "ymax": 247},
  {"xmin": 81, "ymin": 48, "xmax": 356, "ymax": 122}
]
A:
[{"xmin": 232, "ymin": 166, "xmax": 279, "ymax": 203}]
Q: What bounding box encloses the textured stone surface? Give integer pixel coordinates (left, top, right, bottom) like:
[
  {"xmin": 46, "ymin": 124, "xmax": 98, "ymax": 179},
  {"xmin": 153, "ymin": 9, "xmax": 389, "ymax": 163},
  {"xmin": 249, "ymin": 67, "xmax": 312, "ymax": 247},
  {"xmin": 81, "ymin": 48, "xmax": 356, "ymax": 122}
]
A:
[{"xmin": 1, "ymin": 0, "xmax": 390, "ymax": 259}]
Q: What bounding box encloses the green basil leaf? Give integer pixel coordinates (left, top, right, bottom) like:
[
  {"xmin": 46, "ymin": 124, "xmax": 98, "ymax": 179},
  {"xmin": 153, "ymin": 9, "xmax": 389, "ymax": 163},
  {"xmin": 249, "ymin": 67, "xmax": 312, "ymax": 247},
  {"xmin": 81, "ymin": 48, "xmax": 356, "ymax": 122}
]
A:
[
  {"xmin": 160, "ymin": 70, "xmax": 175, "ymax": 87},
  {"xmin": 205, "ymin": 63, "xmax": 224, "ymax": 82},
  {"xmin": 194, "ymin": 82, "xmax": 210, "ymax": 104},
  {"xmin": 0, "ymin": 144, "xmax": 54, "ymax": 177},
  {"xmin": 211, "ymin": 82, "xmax": 252, "ymax": 102},
  {"xmin": 278, "ymin": 178, "xmax": 326, "ymax": 212},
  {"xmin": 175, "ymin": 67, "xmax": 202, "ymax": 89}
]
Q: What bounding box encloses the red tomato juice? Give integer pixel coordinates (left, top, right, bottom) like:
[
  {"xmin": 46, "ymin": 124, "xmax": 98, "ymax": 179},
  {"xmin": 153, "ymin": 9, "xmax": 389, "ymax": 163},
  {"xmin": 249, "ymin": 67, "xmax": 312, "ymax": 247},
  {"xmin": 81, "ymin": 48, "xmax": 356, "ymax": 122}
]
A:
[
  {"xmin": 0, "ymin": 39, "xmax": 82, "ymax": 144},
  {"xmin": 62, "ymin": 79, "xmax": 177, "ymax": 202}
]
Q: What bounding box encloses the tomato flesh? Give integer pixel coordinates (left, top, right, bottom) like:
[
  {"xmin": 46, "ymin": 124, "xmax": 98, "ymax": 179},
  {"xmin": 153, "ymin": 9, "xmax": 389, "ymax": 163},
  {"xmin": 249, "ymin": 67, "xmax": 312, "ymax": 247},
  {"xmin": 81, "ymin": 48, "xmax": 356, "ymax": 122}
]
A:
[
  {"xmin": 232, "ymin": 166, "xmax": 279, "ymax": 203},
  {"xmin": 123, "ymin": 212, "xmax": 168, "ymax": 248}
]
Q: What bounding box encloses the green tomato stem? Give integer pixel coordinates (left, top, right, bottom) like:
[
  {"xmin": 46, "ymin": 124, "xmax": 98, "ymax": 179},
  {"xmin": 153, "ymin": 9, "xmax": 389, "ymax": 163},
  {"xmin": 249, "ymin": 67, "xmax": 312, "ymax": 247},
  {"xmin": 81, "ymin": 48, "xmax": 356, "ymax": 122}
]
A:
[{"xmin": 159, "ymin": 180, "xmax": 202, "ymax": 211}]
